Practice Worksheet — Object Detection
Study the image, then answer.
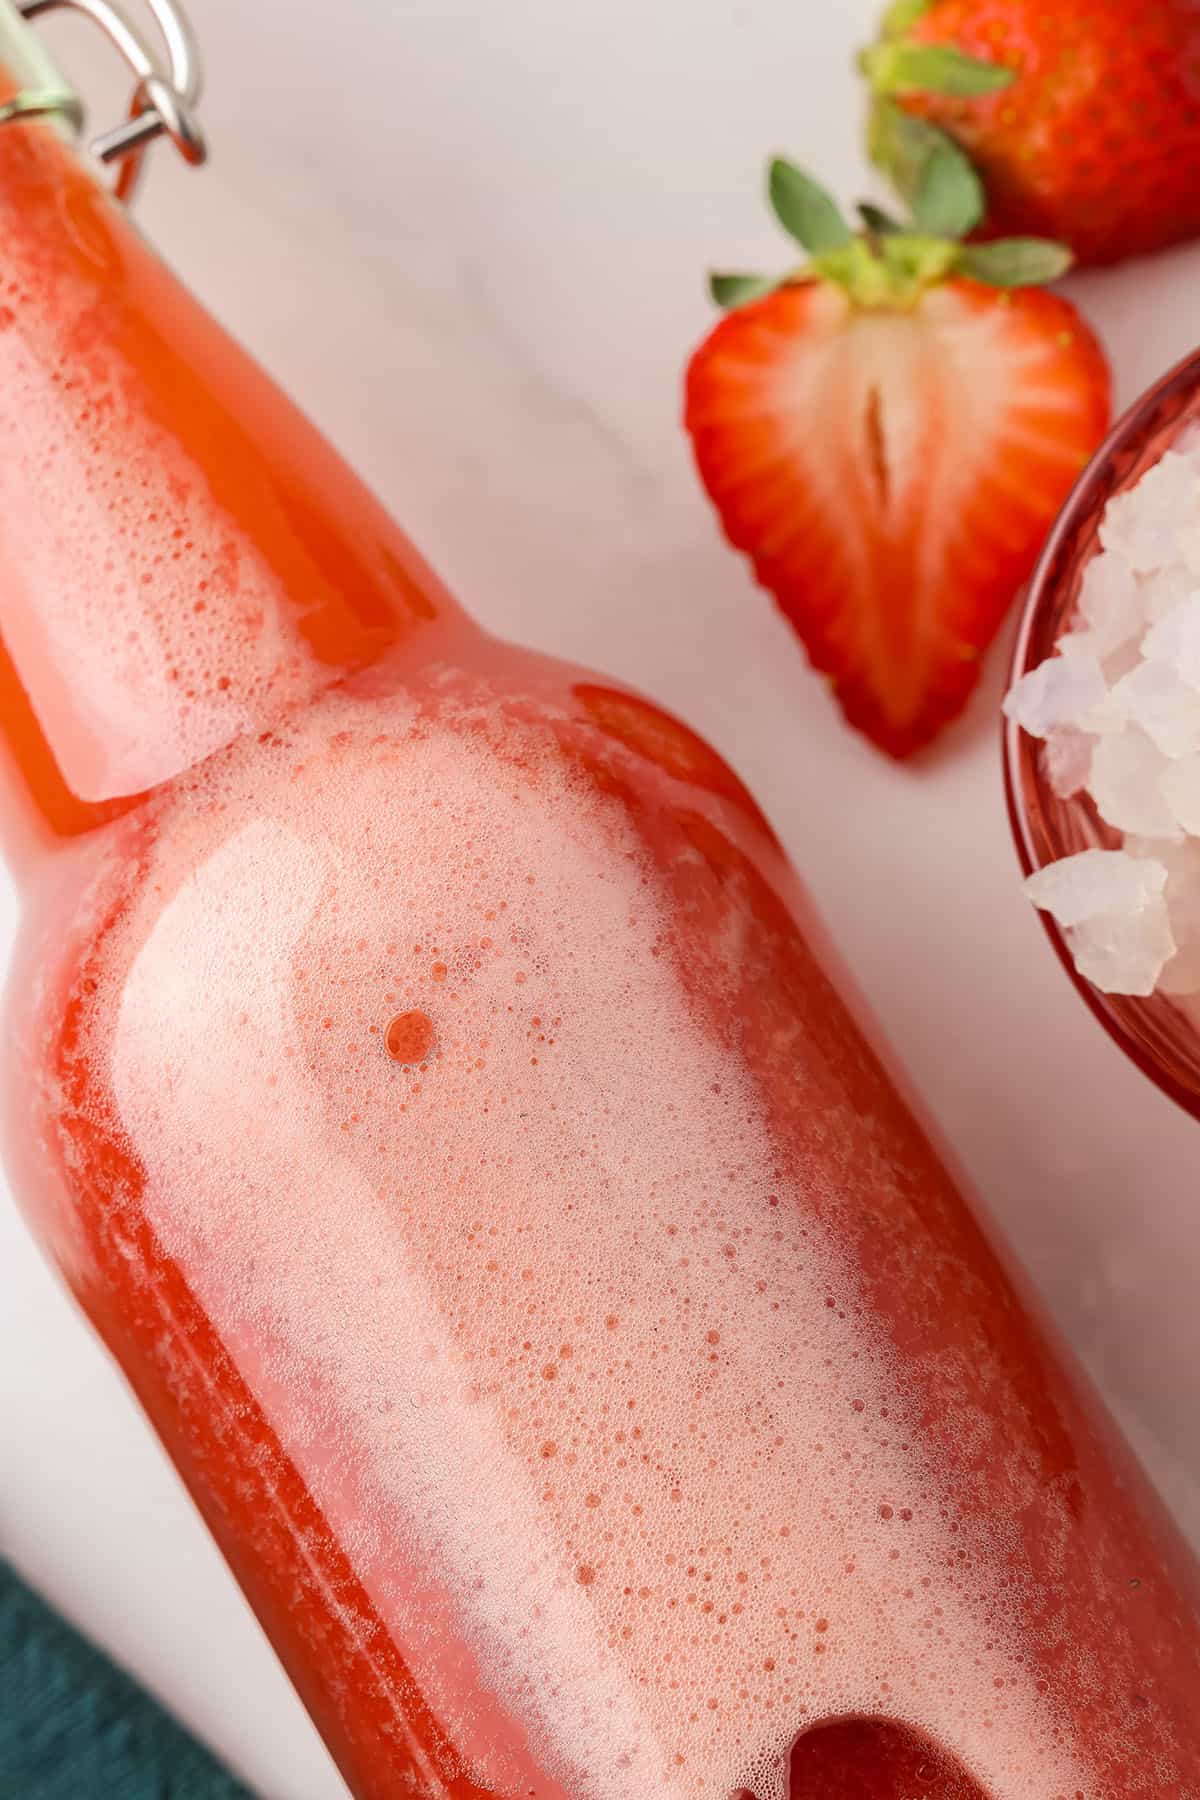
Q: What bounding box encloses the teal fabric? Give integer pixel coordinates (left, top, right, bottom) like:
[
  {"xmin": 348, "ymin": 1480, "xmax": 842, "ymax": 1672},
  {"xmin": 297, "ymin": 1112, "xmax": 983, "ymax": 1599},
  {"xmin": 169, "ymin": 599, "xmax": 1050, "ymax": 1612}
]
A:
[{"xmin": 0, "ymin": 1559, "xmax": 255, "ymax": 1798}]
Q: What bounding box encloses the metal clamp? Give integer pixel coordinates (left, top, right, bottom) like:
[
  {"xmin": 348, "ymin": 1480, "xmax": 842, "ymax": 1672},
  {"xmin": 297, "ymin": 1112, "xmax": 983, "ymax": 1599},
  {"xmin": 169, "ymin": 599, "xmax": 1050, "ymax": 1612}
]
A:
[
  {"xmin": 0, "ymin": 81, "xmax": 83, "ymax": 132},
  {"xmin": 6, "ymin": 0, "xmax": 205, "ymax": 201}
]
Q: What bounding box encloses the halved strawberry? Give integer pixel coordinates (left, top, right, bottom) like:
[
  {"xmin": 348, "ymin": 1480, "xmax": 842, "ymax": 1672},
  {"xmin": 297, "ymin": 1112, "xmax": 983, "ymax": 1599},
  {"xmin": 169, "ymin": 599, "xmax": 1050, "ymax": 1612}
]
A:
[{"xmin": 684, "ymin": 159, "xmax": 1110, "ymax": 757}]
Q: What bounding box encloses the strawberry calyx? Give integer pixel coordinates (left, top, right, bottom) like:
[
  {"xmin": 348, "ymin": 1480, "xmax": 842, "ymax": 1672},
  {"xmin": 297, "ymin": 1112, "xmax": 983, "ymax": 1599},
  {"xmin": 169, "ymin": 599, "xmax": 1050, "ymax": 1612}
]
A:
[
  {"xmin": 861, "ymin": 2, "xmax": 1015, "ymax": 221},
  {"xmin": 710, "ymin": 157, "xmax": 1071, "ymax": 314}
]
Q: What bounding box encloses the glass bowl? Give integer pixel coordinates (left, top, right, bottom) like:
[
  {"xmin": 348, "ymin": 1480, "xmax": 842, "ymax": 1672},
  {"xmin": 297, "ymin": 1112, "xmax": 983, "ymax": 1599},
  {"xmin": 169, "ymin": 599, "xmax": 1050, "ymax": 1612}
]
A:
[{"xmin": 1004, "ymin": 347, "xmax": 1200, "ymax": 1122}]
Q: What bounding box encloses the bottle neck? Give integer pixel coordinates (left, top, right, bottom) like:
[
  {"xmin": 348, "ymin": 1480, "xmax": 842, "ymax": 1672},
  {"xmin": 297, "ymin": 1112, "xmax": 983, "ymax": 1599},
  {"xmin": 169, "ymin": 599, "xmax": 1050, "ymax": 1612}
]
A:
[{"xmin": 0, "ymin": 103, "xmax": 468, "ymax": 868}]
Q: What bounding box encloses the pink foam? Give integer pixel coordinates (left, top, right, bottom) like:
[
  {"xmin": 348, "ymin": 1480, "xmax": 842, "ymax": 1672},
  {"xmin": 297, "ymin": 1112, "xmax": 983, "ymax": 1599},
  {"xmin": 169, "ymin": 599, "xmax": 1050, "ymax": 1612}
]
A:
[{"xmin": 70, "ymin": 681, "xmax": 1085, "ymax": 1800}]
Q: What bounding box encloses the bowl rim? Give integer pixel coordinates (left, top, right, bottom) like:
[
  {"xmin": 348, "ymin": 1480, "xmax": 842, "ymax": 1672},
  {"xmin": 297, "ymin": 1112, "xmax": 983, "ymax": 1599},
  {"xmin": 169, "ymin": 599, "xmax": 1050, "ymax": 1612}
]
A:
[{"xmin": 1003, "ymin": 344, "xmax": 1200, "ymax": 1123}]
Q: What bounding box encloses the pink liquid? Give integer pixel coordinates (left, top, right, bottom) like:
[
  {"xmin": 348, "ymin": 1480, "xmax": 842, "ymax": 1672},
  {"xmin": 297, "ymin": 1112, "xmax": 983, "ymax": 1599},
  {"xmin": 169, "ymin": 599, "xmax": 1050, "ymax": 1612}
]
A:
[
  {"xmin": 15, "ymin": 641, "xmax": 1198, "ymax": 1798},
  {"xmin": 3, "ymin": 89, "xmax": 1200, "ymax": 1800}
]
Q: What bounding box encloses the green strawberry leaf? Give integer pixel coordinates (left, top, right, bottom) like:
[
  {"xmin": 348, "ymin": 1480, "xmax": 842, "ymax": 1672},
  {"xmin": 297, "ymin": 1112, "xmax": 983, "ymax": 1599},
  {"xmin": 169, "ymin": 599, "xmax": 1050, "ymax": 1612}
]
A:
[
  {"xmin": 857, "ymin": 200, "xmax": 905, "ymax": 236},
  {"xmin": 709, "ymin": 271, "xmax": 783, "ymax": 309},
  {"xmin": 956, "ymin": 238, "xmax": 1075, "ymax": 286},
  {"xmin": 870, "ymin": 102, "xmax": 985, "ymax": 237},
  {"xmin": 880, "ymin": 0, "xmax": 934, "ymax": 36},
  {"xmin": 869, "ymin": 102, "xmax": 942, "ymax": 200},
  {"xmin": 912, "ymin": 134, "xmax": 986, "ymax": 237},
  {"xmin": 865, "ymin": 41, "xmax": 1015, "ymax": 97},
  {"xmin": 768, "ymin": 158, "xmax": 853, "ymax": 254}
]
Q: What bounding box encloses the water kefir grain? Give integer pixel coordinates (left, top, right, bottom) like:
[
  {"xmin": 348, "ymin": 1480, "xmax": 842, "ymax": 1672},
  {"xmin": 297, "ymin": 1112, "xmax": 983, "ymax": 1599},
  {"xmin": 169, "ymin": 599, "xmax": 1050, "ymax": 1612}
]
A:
[{"xmin": 69, "ymin": 688, "xmax": 1084, "ymax": 1800}]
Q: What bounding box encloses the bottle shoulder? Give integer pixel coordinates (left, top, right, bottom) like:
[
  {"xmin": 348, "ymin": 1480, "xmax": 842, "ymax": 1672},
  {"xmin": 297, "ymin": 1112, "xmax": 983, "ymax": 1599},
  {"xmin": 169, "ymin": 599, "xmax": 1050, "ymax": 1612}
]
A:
[
  {"xmin": 9, "ymin": 652, "xmax": 792, "ymax": 1084},
  {"xmin": 5, "ymin": 653, "xmax": 813, "ymax": 1277}
]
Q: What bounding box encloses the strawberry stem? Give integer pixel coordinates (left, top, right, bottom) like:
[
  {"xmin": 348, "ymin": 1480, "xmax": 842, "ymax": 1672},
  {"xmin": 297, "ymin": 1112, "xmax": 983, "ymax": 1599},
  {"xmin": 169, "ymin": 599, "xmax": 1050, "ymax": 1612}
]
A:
[
  {"xmin": 879, "ymin": 233, "xmax": 959, "ymax": 289},
  {"xmin": 811, "ymin": 239, "xmax": 897, "ymax": 306},
  {"xmin": 857, "ymin": 200, "xmax": 905, "ymax": 237}
]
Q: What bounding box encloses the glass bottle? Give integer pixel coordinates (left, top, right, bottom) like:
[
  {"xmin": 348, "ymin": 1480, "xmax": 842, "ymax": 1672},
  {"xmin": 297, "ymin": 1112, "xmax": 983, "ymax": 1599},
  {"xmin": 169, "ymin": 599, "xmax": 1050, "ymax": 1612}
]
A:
[{"xmin": 3, "ymin": 22, "xmax": 1200, "ymax": 1800}]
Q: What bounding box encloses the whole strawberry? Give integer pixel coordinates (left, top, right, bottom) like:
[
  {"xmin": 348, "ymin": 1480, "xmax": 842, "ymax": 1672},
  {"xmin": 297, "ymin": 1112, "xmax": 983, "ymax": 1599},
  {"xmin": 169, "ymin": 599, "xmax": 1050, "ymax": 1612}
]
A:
[
  {"xmin": 685, "ymin": 157, "xmax": 1110, "ymax": 758},
  {"xmin": 864, "ymin": 0, "xmax": 1200, "ymax": 266}
]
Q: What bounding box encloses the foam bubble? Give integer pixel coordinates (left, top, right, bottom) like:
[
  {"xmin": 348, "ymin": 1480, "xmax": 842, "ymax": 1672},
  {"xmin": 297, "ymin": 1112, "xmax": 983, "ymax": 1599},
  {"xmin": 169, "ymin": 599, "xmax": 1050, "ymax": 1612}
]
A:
[
  {"xmin": 51, "ymin": 678, "xmax": 1087, "ymax": 1800},
  {"xmin": 0, "ymin": 262, "xmax": 322, "ymax": 801}
]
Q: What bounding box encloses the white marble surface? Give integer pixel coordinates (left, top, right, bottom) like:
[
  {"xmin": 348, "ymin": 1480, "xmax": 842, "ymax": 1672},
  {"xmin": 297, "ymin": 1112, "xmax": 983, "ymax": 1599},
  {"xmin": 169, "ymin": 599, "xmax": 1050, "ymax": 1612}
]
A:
[{"xmin": 4, "ymin": 2, "xmax": 1200, "ymax": 1795}]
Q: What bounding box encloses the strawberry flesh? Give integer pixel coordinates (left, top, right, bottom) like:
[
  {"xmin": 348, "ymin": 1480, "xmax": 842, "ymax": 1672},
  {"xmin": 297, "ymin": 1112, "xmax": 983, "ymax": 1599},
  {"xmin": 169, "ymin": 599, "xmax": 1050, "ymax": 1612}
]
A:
[{"xmin": 685, "ymin": 277, "xmax": 1110, "ymax": 757}]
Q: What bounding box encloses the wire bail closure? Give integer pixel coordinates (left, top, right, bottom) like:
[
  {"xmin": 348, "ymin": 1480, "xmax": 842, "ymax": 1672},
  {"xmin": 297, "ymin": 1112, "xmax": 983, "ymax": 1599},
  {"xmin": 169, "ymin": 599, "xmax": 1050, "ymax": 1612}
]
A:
[{"xmin": 3, "ymin": 0, "xmax": 205, "ymax": 202}]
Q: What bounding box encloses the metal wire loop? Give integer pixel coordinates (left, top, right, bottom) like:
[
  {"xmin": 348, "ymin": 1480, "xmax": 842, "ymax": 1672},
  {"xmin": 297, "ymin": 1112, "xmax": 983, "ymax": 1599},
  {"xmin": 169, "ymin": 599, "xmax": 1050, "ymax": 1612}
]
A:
[{"xmin": 14, "ymin": 0, "xmax": 205, "ymax": 201}]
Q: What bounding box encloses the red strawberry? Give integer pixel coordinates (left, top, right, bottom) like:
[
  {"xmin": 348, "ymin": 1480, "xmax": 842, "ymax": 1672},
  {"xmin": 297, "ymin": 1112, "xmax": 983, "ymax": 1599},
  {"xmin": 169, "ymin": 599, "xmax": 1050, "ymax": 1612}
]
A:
[
  {"xmin": 864, "ymin": 0, "xmax": 1200, "ymax": 266},
  {"xmin": 684, "ymin": 159, "xmax": 1110, "ymax": 758}
]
